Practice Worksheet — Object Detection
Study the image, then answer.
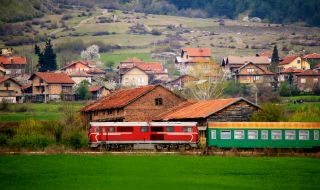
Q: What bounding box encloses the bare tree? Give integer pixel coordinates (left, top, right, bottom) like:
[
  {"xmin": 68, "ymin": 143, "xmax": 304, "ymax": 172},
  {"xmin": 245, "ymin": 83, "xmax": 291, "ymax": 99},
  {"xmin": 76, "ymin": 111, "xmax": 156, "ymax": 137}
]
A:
[{"xmin": 182, "ymin": 62, "xmax": 228, "ymax": 100}]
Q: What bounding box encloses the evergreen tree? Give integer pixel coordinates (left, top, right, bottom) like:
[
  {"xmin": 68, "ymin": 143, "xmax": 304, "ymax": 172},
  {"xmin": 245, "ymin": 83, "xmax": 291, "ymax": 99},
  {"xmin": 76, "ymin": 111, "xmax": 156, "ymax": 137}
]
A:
[
  {"xmin": 270, "ymin": 45, "xmax": 280, "ymax": 73},
  {"xmin": 37, "ymin": 39, "xmax": 57, "ymax": 72},
  {"xmin": 34, "ymin": 44, "xmax": 40, "ymax": 55}
]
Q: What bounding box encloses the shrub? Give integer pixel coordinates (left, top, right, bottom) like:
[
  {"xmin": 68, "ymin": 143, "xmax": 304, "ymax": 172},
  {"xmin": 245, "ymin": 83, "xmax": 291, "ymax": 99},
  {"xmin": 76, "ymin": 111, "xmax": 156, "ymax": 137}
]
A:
[
  {"xmin": 0, "ymin": 133, "xmax": 9, "ymax": 146},
  {"xmin": 279, "ymin": 82, "xmax": 291, "ymax": 96},
  {"xmin": 289, "ymin": 105, "xmax": 320, "ymax": 122},
  {"xmin": 251, "ymin": 103, "xmax": 287, "ymax": 122},
  {"xmin": 63, "ymin": 130, "xmax": 88, "ymax": 149},
  {"xmin": 9, "ymin": 120, "xmax": 55, "ymax": 149}
]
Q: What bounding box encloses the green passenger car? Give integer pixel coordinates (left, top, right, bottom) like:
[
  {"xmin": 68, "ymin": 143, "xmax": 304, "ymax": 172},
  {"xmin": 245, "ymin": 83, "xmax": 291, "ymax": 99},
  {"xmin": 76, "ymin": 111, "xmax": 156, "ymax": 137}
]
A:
[{"xmin": 207, "ymin": 122, "xmax": 320, "ymax": 148}]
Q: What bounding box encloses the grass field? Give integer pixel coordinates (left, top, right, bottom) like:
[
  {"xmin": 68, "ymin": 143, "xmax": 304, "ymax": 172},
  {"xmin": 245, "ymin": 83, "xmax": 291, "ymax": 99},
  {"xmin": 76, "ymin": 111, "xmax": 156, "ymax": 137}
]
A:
[
  {"xmin": 100, "ymin": 52, "xmax": 154, "ymax": 64},
  {"xmin": 0, "ymin": 102, "xmax": 84, "ymax": 122},
  {"xmin": 0, "ymin": 155, "xmax": 319, "ymax": 190}
]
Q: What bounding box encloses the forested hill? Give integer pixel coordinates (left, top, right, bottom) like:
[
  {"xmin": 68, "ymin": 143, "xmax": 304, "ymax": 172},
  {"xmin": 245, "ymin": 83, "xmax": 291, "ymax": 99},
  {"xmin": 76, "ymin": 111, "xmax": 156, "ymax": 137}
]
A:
[
  {"xmin": 1, "ymin": 0, "xmax": 320, "ymax": 27},
  {"xmin": 168, "ymin": 0, "xmax": 320, "ymax": 26}
]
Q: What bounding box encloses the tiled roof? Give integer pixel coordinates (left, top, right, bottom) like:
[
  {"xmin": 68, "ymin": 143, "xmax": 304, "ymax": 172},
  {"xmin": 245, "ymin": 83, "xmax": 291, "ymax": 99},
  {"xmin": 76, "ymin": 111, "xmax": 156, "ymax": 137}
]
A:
[
  {"xmin": 281, "ymin": 67, "xmax": 303, "ymax": 73},
  {"xmin": 30, "ymin": 72, "xmax": 75, "ymax": 84},
  {"xmin": 61, "ymin": 61, "xmax": 92, "ymax": 70},
  {"xmin": 157, "ymin": 97, "xmax": 259, "ymax": 120},
  {"xmin": 303, "ymin": 53, "xmax": 320, "ymax": 59},
  {"xmin": 314, "ymin": 64, "xmax": 320, "ymax": 69},
  {"xmin": 87, "ymin": 68, "xmax": 106, "ymax": 74},
  {"xmin": 279, "ymin": 55, "xmax": 298, "ymax": 65},
  {"xmin": 88, "ymin": 86, "xmax": 102, "ymax": 92},
  {"xmin": 134, "ymin": 62, "xmax": 164, "ymax": 74},
  {"xmin": 0, "ymin": 65, "xmax": 5, "ymax": 72},
  {"xmin": 295, "ymin": 69, "xmax": 320, "ymax": 76},
  {"xmin": 120, "ymin": 57, "xmax": 144, "ymax": 63},
  {"xmin": 82, "ymin": 85, "xmax": 159, "ymax": 111},
  {"xmin": 0, "ymin": 77, "xmax": 21, "ymax": 86},
  {"xmin": 182, "ymin": 48, "xmax": 212, "ymax": 57},
  {"xmin": 226, "ymin": 56, "xmax": 270, "ymax": 64},
  {"xmin": 238, "ymin": 62, "xmax": 275, "ymax": 75},
  {"xmin": 68, "ymin": 71, "xmax": 92, "ymax": 77},
  {"xmin": 0, "ymin": 56, "xmax": 27, "ymax": 65},
  {"xmin": 167, "ymin": 75, "xmax": 197, "ymax": 84},
  {"xmin": 259, "ymin": 51, "xmax": 273, "ymax": 58},
  {"xmin": 187, "ymin": 57, "xmax": 211, "ymax": 63}
]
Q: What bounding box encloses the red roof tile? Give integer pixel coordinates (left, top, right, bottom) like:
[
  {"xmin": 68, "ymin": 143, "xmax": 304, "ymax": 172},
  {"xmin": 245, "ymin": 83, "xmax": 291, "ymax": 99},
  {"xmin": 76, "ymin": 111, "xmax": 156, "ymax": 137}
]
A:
[
  {"xmin": 182, "ymin": 48, "xmax": 211, "ymax": 57},
  {"xmin": 0, "ymin": 77, "xmax": 21, "ymax": 86},
  {"xmin": 134, "ymin": 62, "xmax": 164, "ymax": 73},
  {"xmin": 187, "ymin": 57, "xmax": 211, "ymax": 63},
  {"xmin": 30, "ymin": 72, "xmax": 75, "ymax": 84},
  {"xmin": 61, "ymin": 60, "xmax": 92, "ymax": 70},
  {"xmin": 88, "ymin": 86, "xmax": 103, "ymax": 92},
  {"xmin": 295, "ymin": 69, "xmax": 320, "ymax": 76},
  {"xmin": 121, "ymin": 57, "xmax": 144, "ymax": 63},
  {"xmin": 158, "ymin": 97, "xmax": 258, "ymax": 120},
  {"xmin": 83, "ymin": 85, "xmax": 159, "ymax": 111},
  {"xmin": 280, "ymin": 55, "xmax": 298, "ymax": 65},
  {"xmin": 303, "ymin": 53, "xmax": 320, "ymax": 59},
  {"xmin": 281, "ymin": 67, "xmax": 303, "ymax": 73},
  {"xmin": 0, "ymin": 56, "xmax": 27, "ymax": 65},
  {"xmin": 259, "ymin": 51, "xmax": 273, "ymax": 58},
  {"xmin": 87, "ymin": 68, "xmax": 106, "ymax": 74}
]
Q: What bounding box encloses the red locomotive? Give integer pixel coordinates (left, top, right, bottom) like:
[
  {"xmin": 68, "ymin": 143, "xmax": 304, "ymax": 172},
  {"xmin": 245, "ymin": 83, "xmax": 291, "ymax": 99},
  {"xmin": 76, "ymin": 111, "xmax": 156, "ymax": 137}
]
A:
[{"xmin": 89, "ymin": 122, "xmax": 198, "ymax": 150}]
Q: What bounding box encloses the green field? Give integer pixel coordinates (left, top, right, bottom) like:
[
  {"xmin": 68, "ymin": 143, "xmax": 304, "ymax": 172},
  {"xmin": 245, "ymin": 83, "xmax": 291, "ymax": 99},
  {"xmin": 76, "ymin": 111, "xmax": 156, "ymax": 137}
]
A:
[
  {"xmin": 100, "ymin": 52, "xmax": 154, "ymax": 65},
  {"xmin": 0, "ymin": 102, "xmax": 84, "ymax": 122},
  {"xmin": 0, "ymin": 155, "xmax": 319, "ymax": 190}
]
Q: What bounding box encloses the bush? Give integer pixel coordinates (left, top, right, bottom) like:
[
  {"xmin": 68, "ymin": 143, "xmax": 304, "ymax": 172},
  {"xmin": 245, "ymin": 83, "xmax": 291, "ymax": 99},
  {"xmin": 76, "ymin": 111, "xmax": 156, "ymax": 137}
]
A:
[
  {"xmin": 279, "ymin": 82, "xmax": 291, "ymax": 96},
  {"xmin": 251, "ymin": 103, "xmax": 287, "ymax": 121},
  {"xmin": 0, "ymin": 99, "xmax": 11, "ymax": 111},
  {"xmin": 9, "ymin": 120, "xmax": 55, "ymax": 149},
  {"xmin": 289, "ymin": 105, "xmax": 320, "ymax": 122},
  {"xmin": 91, "ymin": 31, "xmax": 110, "ymax": 36},
  {"xmin": 63, "ymin": 130, "xmax": 88, "ymax": 149}
]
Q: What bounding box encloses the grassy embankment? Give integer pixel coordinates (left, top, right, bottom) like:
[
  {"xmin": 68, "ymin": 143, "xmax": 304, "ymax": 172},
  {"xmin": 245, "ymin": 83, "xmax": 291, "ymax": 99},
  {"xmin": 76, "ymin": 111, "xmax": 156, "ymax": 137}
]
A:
[
  {"xmin": 0, "ymin": 155, "xmax": 319, "ymax": 190},
  {"xmin": 0, "ymin": 102, "xmax": 84, "ymax": 122}
]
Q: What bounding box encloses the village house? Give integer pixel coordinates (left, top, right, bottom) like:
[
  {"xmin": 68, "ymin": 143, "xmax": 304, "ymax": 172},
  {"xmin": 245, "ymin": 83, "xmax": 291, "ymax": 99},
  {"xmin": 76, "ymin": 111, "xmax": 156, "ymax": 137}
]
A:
[
  {"xmin": 0, "ymin": 77, "xmax": 22, "ymax": 103},
  {"xmin": 278, "ymin": 67, "xmax": 303, "ymax": 83},
  {"xmin": 88, "ymin": 86, "xmax": 111, "ymax": 100},
  {"xmin": 121, "ymin": 67, "xmax": 149, "ymax": 87},
  {"xmin": 303, "ymin": 53, "xmax": 320, "ymax": 66},
  {"xmin": 295, "ymin": 69, "xmax": 320, "ymax": 92},
  {"xmin": 0, "ymin": 66, "xmax": 5, "ymax": 77},
  {"xmin": 68, "ymin": 71, "xmax": 92, "ymax": 85},
  {"xmin": 165, "ymin": 75, "xmax": 197, "ymax": 90},
  {"xmin": 221, "ymin": 55, "xmax": 270, "ymax": 73},
  {"xmin": 118, "ymin": 57, "xmax": 168, "ymax": 85},
  {"xmin": 61, "ymin": 60, "xmax": 105, "ymax": 78},
  {"xmin": 155, "ymin": 97, "xmax": 259, "ymax": 136},
  {"xmin": 279, "ymin": 55, "xmax": 310, "ymax": 70},
  {"xmin": 81, "ymin": 85, "xmax": 186, "ymax": 126},
  {"xmin": 29, "ymin": 72, "xmax": 75, "ymax": 102},
  {"xmin": 234, "ymin": 62, "xmax": 275, "ymax": 84},
  {"xmin": 175, "ymin": 48, "xmax": 212, "ymax": 74},
  {"xmin": 0, "ymin": 55, "xmax": 27, "ymax": 76}
]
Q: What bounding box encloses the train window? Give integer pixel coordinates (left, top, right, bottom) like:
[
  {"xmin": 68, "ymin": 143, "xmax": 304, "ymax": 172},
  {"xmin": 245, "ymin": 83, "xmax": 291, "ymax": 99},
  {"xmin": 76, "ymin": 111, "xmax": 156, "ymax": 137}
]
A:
[
  {"xmin": 234, "ymin": 130, "xmax": 244, "ymax": 139},
  {"xmin": 248, "ymin": 130, "xmax": 258, "ymax": 140},
  {"xmin": 102, "ymin": 128, "xmax": 106, "ymax": 133},
  {"xmin": 118, "ymin": 127, "xmax": 134, "ymax": 132},
  {"xmin": 261, "ymin": 130, "xmax": 268, "ymax": 140},
  {"xmin": 151, "ymin": 127, "xmax": 163, "ymax": 132},
  {"xmin": 95, "ymin": 127, "xmax": 99, "ymax": 133},
  {"xmin": 141, "ymin": 126, "xmax": 149, "ymax": 132},
  {"xmin": 109, "ymin": 127, "xmax": 115, "ymax": 133},
  {"xmin": 183, "ymin": 127, "xmax": 192, "ymax": 132},
  {"xmin": 314, "ymin": 130, "xmax": 319, "ymax": 140},
  {"xmin": 299, "ymin": 130, "xmax": 309, "ymax": 140},
  {"xmin": 221, "ymin": 130, "xmax": 231, "ymax": 139},
  {"xmin": 271, "ymin": 130, "xmax": 282, "ymax": 140},
  {"xmin": 211, "ymin": 130, "xmax": 216, "ymax": 139},
  {"xmin": 166, "ymin": 126, "xmax": 174, "ymax": 132},
  {"xmin": 285, "ymin": 130, "xmax": 296, "ymax": 140}
]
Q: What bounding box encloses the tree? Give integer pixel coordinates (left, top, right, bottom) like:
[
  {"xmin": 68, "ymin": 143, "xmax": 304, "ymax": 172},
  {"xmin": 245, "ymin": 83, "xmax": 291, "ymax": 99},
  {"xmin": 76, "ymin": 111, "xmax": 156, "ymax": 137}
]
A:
[
  {"xmin": 81, "ymin": 45, "xmax": 100, "ymax": 61},
  {"xmin": 181, "ymin": 62, "xmax": 227, "ymax": 100},
  {"xmin": 251, "ymin": 103, "xmax": 287, "ymax": 122},
  {"xmin": 36, "ymin": 39, "xmax": 57, "ymax": 72},
  {"xmin": 34, "ymin": 44, "xmax": 40, "ymax": 55},
  {"xmin": 104, "ymin": 61, "xmax": 115, "ymax": 70},
  {"xmin": 76, "ymin": 80, "xmax": 92, "ymax": 100}
]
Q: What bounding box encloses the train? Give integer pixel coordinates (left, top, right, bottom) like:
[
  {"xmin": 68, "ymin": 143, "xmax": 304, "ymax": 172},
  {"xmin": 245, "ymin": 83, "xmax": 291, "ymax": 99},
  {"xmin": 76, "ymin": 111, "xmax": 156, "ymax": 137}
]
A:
[{"xmin": 89, "ymin": 122, "xmax": 320, "ymax": 150}]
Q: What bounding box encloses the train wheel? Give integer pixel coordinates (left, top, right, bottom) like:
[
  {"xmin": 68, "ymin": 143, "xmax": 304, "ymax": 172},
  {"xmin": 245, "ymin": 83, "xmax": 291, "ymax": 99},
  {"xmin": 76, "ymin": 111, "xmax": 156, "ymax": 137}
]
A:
[
  {"xmin": 185, "ymin": 144, "xmax": 191, "ymax": 150},
  {"xmin": 178, "ymin": 145, "xmax": 186, "ymax": 151},
  {"xmin": 155, "ymin": 145, "xmax": 163, "ymax": 151}
]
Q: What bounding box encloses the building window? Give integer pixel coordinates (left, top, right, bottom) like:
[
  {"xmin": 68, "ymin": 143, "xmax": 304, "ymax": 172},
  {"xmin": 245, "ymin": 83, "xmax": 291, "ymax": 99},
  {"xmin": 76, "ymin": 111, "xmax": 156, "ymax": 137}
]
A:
[
  {"xmin": 313, "ymin": 78, "xmax": 318, "ymax": 83},
  {"xmin": 261, "ymin": 130, "xmax": 268, "ymax": 140},
  {"xmin": 4, "ymin": 81, "xmax": 10, "ymax": 88},
  {"xmin": 102, "ymin": 128, "xmax": 106, "ymax": 133},
  {"xmin": 221, "ymin": 130, "xmax": 231, "ymax": 139},
  {"xmin": 314, "ymin": 130, "xmax": 319, "ymax": 140},
  {"xmin": 285, "ymin": 130, "xmax": 296, "ymax": 140},
  {"xmin": 234, "ymin": 130, "xmax": 244, "ymax": 139},
  {"xmin": 211, "ymin": 130, "xmax": 216, "ymax": 139},
  {"xmin": 166, "ymin": 126, "xmax": 174, "ymax": 132},
  {"xmin": 94, "ymin": 111, "xmax": 98, "ymax": 116},
  {"xmin": 248, "ymin": 130, "xmax": 258, "ymax": 140},
  {"xmin": 183, "ymin": 127, "xmax": 192, "ymax": 132},
  {"xmin": 118, "ymin": 127, "xmax": 133, "ymax": 132},
  {"xmin": 109, "ymin": 127, "xmax": 115, "ymax": 133},
  {"xmin": 155, "ymin": 98, "xmax": 163, "ymax": 106},
  {"xmin": 247, "ymin": 68, "xmax": 255, "ymax": 73},
  {"xmin": 108, "ymin": 110, "xmax": 113, "ymax": 115},
  {"xmin": 297, "ymin": 60, "xmax": 301, "ymax": 64},
  {"xmin": 141, "ymin": 126, "xmax": 148, "ymax": 132},
  {"xmin": 301, "ymin": 78, "xmax": 306, "ymax": 83},
  {"xmin": 95, "ymin": 127, "xmax": 99, "ymax": 133},
  {"xmin": 253, "ymin": 76, "xmax": 260, "ymax": 81},
  {"xmin": 299, "ymin": 130, "xmax": 309, "ymax": 140},
  {"xmin": 271, "ymin": 130, "xmax": 282, "ymax": 140}
]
